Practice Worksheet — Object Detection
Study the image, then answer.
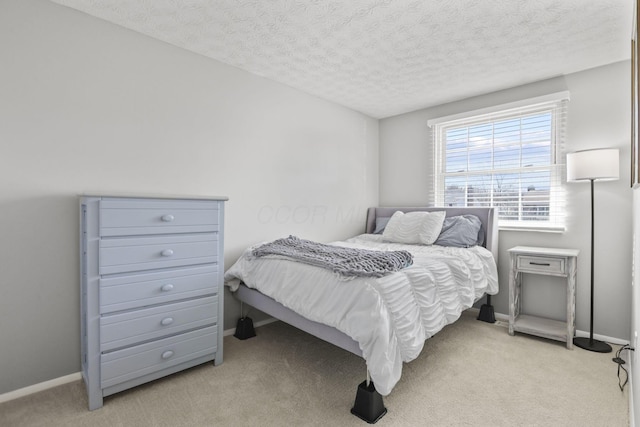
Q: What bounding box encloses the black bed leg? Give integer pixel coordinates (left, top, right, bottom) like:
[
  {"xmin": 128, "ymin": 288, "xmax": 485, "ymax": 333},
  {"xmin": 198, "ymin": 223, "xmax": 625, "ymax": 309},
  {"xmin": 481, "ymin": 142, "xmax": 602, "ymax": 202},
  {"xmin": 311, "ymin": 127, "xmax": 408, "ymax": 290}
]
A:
[
  {"xmin": 350, "ymin": 380, "xmax": 387, "ymax": 424},
  {"xmin": 477, "ymin": 295, "xmax": 496, "ymax": 324},
  {"xmin": 233, "ymin": 316, "xmax": 256, "ymax": 340}
]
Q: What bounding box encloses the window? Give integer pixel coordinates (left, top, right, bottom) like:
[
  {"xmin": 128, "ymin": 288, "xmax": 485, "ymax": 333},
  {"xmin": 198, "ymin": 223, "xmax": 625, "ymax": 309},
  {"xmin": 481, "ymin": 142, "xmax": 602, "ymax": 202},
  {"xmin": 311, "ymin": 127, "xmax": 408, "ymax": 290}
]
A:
[{"xmin": 428, "ymin": 93, "xmax": 568, "ymax": 230}]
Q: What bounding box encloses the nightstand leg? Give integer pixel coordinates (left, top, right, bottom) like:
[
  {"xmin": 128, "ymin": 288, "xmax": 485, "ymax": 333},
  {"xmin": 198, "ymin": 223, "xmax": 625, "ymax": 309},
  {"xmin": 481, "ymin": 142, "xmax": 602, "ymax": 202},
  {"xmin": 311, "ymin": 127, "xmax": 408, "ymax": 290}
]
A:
[
  {"xmin": 566, "ymin": 257, "xmax": 577, "ymax": 349},
  {"xmin": 508, "ymin": 255, "xmax": 518, "ymax": 336}
]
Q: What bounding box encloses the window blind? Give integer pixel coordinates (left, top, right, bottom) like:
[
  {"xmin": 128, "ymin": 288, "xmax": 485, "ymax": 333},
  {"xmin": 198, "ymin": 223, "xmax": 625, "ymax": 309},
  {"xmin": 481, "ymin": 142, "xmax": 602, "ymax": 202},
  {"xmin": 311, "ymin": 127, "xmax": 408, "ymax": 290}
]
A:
[{"xmin": 428, "ymin": 95, "xmax": 569, "ymax": 230}]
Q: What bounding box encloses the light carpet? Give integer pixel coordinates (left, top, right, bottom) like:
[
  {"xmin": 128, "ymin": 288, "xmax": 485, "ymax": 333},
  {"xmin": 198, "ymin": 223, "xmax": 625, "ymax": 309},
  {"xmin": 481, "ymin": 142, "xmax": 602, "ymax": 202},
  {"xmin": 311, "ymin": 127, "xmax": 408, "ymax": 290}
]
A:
[{"xmin": 0, "ymin": 311, "xmax": 629, "ymax": 426}]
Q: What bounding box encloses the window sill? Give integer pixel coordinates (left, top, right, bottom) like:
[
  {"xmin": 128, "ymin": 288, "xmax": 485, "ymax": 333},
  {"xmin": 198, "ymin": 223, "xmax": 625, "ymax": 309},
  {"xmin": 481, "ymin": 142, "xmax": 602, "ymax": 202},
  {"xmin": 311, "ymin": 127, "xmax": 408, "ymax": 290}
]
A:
[{"xmin": 499, "ymin": 225, "xmax": 565, "ymax": 233}]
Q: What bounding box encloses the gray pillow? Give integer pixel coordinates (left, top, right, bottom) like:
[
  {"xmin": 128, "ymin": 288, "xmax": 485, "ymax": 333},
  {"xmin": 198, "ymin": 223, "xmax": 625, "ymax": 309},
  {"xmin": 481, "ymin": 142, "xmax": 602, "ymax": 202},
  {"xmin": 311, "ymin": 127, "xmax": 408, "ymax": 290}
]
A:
[
  {"xmin": 434, "ymin": 215, "xmax": 483, "ymax": 248},
  {"xmin": 373, "ymin": 216, "xmax": 391, "ymax": 234}
]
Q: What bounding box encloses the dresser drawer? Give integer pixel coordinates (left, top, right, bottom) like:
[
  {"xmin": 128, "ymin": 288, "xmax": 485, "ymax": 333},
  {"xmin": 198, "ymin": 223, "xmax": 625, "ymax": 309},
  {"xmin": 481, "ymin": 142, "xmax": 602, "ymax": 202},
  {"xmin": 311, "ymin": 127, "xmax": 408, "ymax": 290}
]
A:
[
  {"xmin": 101, "ymin": 326, "xmax": 217, "ymax": 389},
  {"xmin": 100, "ymin": 265, "xmax": 218, "ymax": 314},
  {"xmin": 516, "ymin": 255, "xmax": 565, "ymax": 275},
  {"xmin": 100, "ymin": 199, "xmax": 220, "ymax": 237},
  {"xmin": 100, "ymin": 296, "xmax": 218, "ymax": 352},
  {"xmin": 99, "ymin": 234, "xmax": 218, "ymax": 275}
]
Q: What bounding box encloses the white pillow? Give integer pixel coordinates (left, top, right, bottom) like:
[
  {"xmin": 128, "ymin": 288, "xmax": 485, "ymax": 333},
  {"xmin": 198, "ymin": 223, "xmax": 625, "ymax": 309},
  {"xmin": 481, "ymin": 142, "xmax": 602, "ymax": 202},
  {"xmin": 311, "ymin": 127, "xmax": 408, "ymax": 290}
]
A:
[{"xmin": 382, "ymin": 210, "xmax": 447, "ymax": 245}]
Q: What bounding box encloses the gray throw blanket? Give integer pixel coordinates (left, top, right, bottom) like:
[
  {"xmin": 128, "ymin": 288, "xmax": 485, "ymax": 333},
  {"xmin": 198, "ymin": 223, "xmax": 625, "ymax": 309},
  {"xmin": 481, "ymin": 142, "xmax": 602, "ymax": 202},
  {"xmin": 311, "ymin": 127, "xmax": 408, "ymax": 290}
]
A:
[{"xmin": 251, "ymin": 235, "xmax": 413, "ymax": 278}]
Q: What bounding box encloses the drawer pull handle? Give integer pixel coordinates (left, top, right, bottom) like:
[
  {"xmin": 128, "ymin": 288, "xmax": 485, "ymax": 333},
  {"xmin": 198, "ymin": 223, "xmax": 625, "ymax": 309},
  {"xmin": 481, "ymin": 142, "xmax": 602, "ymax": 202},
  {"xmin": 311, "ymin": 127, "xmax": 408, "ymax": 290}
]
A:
[
  {"xmin": 161, "ymin": 317, "xmax": 174, "ymax": 326},
  {"xmin": 530, "ymin": 262, "xmax": 551, "ymax": 266},
  {"xmin": 161, "ymin": 284, "xmax": 174, "ymax": 292},
  {"xmin": 161, "ymin": 249, "xmax": 174, "ymax": 257},
  {"xmin": 161, "ymin": 350, "xmax": 174, "ymax": 360},
  {"xmin": 161, "ymin": 214, "xmax": 175, "ymax": 222}
]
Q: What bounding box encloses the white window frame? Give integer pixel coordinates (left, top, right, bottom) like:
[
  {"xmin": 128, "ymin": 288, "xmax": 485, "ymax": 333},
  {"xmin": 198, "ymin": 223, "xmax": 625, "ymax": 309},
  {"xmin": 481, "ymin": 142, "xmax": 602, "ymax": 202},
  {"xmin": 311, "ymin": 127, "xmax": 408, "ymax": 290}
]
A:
[{"xmin": 427, "ymin": 92, "xmax": 569, "ymax": 232}]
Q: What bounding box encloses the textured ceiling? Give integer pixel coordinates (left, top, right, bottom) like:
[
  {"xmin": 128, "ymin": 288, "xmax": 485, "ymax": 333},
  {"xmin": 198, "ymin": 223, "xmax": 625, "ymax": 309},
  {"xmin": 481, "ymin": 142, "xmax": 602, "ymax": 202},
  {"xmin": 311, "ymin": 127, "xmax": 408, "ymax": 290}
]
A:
[{"xmin": 51, "ymin": 0, "xmax": 632, "ymax": 118}]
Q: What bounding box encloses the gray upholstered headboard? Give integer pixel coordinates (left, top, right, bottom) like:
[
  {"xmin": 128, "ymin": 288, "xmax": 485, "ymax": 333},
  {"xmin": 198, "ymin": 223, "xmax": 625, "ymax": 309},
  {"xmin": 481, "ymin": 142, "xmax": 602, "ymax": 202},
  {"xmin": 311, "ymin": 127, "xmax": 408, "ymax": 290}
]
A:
[{"xmin": 365, "ymin": 207, "xmax": 499, "ymax": 261}]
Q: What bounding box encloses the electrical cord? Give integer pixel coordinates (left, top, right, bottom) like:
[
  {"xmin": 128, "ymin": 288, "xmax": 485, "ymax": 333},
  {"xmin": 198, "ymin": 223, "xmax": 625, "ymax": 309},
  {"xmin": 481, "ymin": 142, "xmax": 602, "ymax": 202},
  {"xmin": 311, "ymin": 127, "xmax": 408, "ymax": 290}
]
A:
[{"xmin": 612, "ymin": 345, "xmax": 635, "ymax": 392}]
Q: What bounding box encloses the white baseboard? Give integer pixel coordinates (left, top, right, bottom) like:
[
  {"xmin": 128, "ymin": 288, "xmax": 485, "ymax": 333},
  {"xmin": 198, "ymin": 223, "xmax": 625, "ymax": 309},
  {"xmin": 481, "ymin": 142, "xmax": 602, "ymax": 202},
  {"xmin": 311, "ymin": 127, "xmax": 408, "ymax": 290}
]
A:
[
  {"xmin": 0, "ymin": 319, "xmax": 278, "ymax": 405},
  {"xmin": 630, "ymin": 358, "xmax": 635, "ymax": 427},
  {"xmin": 574, "ymin": 329, "xmax": 630, "ymax": 346},
  {"xmin": 469, "ymin": 307, "xmax": 630, "ymax": 346},
  {"xmin": 1, "ymin": 313, "xmax": 628, "ymax": 406},
  {"xmin": 467, "ymin": 307, "xmax": 509, "ymax": 323},
  {"xmin": 223, "ymin": 317, "xmax": 278, "ymax": 336},
  {"xmin": 250, "ymin": 310, "xmax": 631, "ymax": 346},
  {"xmin": 0, "ymin": 372, "xmax": 82, "ymax": 405}
]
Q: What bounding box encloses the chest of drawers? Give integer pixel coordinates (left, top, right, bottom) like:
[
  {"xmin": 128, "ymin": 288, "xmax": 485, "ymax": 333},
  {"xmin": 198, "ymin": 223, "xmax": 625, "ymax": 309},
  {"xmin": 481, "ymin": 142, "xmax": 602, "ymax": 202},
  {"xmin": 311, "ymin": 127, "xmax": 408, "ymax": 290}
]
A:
[{"xmin": 80, "ymin": 195, "xmax": 227, "ymax": 410}]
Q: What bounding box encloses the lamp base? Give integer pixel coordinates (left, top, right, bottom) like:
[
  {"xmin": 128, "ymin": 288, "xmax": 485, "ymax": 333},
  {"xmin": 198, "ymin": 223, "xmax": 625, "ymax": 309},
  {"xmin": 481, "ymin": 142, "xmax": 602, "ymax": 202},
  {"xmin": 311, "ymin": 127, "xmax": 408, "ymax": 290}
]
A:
[{"xmin": 573, "ymin": 337, "xmax": 612, "ymax": 353}]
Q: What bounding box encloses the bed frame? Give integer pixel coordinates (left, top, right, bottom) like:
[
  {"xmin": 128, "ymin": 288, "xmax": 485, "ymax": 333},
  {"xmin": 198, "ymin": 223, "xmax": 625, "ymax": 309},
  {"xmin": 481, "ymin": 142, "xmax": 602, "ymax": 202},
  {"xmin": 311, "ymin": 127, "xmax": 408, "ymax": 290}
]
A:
[{"xmin": 232, "ymin": 207, "xmax": 498, "ymax": 423}]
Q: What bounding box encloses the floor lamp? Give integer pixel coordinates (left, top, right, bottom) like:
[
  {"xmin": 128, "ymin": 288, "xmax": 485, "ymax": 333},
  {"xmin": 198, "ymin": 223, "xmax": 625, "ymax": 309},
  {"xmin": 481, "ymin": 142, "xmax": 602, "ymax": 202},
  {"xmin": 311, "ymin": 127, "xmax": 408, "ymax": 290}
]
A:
[{"xmin": 566, "ymin": 148, "xmax": 619, "ymax": 353}]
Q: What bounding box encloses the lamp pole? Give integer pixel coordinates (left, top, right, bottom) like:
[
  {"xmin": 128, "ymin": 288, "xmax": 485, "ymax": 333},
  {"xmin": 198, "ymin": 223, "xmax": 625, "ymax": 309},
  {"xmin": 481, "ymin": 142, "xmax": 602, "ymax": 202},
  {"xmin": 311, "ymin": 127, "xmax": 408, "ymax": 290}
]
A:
[{"xmin": 573, "ymin": 178, "xmax": 612, "ymax": 353}]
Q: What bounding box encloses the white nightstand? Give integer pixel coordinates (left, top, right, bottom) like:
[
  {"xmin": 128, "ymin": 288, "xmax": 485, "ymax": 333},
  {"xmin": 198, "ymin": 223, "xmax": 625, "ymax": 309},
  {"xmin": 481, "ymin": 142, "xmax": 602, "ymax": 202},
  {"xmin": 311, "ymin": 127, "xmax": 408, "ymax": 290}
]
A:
[{"xmin": 508, "ymin": 246, "xmax": 579, "ymax": 349}]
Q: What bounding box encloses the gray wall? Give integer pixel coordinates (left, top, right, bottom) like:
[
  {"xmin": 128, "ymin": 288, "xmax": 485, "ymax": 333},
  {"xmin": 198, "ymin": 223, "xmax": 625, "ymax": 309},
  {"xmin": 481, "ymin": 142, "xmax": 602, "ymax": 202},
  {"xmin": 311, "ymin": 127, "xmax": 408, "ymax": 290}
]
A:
[
  {"xmin": 1, "ymin": 0, "xmax": 632, "ymax": 399},
  {"xmin": 380, "ymin": 61, "xmax": 632, "ymax": 342},
  {"xmin": 632, "ymin": 190, "xmax": 640, "ymax": 427},
  {"xmin": 0, "ymin": 0, "xmax": 378, "ymax": 394}
]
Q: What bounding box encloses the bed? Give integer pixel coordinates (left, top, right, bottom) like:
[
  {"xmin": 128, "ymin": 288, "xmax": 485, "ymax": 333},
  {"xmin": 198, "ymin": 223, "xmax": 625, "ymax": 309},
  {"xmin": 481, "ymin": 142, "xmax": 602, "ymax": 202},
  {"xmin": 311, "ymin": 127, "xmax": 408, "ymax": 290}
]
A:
[{"xmin": 224, "ymin": 206, "xmax": 499, "ymax": 422}]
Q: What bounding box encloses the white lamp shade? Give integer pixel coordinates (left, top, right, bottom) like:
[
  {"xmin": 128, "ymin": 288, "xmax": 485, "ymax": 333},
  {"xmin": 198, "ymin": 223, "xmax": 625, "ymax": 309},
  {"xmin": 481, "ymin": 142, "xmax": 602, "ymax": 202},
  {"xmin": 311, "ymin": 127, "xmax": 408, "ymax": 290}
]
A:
[{"xmin": 566, "ymin": 148, "xmax": 619, "ymax": 181}]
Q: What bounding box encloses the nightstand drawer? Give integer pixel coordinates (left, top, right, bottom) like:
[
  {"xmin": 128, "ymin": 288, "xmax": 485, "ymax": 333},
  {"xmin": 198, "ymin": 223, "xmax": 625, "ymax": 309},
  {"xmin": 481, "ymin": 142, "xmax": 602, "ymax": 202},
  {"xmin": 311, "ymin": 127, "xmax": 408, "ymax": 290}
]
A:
[
  {"xmin": 100, "ymin": 296, "xmax": 218, "ymax": 352},
  {"xmin": 99, "ymin": 265, "xmax": 218, "ymax": 314},
  {"xmin": 101, "ymin": 326, "xmax": 217, "ymax": 389},
  {"xmin": 516, "ymin": 255, "xmax": 565, "ymax": 275},
  {"xmin": 99, "ymin": 199, "xmax": 219, "ymax": 237},
  {"xmin": 99, "ymin": 234, "xmax": 218, "ymax": 275}
]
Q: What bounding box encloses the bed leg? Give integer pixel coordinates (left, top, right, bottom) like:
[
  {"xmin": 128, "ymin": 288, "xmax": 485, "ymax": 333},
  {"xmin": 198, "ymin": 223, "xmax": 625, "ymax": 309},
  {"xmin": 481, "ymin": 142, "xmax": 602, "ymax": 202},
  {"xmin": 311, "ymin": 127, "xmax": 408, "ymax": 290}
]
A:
[
  {"xmin": 233, "ymin": 317, "xmax": 256, "ymax": 340},
  {"xmin": 350, "ymin": 375, "xmax": 387, "ymax": 424},
  {"xmin": 234, "ymin": 302, "xmax": 257, "ymax": 340},
  {"xmin": 477, "ymin": 294, "xmax": 496, "ymax": 323}
]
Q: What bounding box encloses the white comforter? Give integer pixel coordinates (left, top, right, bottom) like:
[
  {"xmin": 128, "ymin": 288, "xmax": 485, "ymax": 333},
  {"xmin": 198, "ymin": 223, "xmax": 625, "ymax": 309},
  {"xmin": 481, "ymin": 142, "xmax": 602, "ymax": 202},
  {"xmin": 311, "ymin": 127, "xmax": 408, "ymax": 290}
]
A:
[{"xmin": 224, "ymin": 234, "xmax": 499, "ymax": 396}]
